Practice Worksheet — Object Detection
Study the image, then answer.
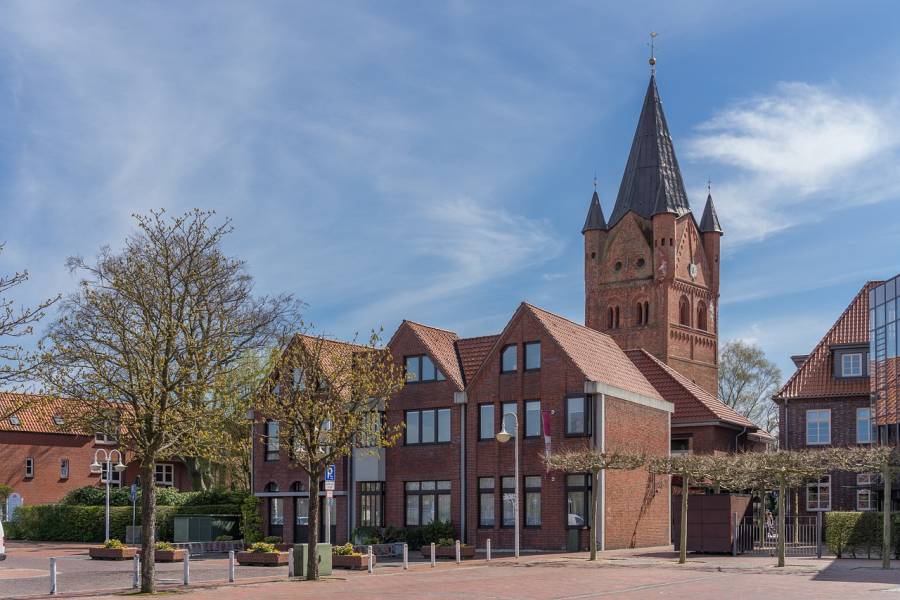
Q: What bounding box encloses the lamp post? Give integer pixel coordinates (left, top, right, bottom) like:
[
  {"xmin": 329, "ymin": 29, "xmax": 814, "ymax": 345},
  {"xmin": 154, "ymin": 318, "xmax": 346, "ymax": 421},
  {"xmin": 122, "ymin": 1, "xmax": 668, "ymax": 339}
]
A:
[
  {"xmin": 90, "ymin": 449, "xmax": 127, "ymax": 542},
  {"xmin": 495, "ymin": 413, "xmax": 519, "ymax": 559}
]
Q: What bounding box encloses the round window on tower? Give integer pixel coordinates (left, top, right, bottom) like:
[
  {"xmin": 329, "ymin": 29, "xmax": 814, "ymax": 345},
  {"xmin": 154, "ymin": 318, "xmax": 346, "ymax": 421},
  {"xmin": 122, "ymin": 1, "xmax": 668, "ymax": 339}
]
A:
[
  {"xmin": 636, "ymin": 257, "xmax": 646, "ymax": 268},
  {"xmin": 614, "ymin": 261, "xmax": 623, "ymax": 272}
]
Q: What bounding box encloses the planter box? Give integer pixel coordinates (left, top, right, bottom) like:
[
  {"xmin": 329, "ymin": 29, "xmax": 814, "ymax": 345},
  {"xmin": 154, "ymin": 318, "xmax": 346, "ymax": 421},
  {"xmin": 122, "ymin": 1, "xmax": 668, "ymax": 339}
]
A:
[
  {"xmin": 420, "ymin": 545, "xmax": 475, "ymax": 559},
  {"xmin": 236, "ymin": 551, "xmax": 288, "ymax": 566},
  {"xmin": 332, "ymin": 553, "xmax": 375, "ymax": 570},
  {"xmin": 154, "ymin": 549, "xmax": 186, "ymax": 562},
  {"xmin": 89, "ymin": 547, "xmax": 137, "ymax": 561}
]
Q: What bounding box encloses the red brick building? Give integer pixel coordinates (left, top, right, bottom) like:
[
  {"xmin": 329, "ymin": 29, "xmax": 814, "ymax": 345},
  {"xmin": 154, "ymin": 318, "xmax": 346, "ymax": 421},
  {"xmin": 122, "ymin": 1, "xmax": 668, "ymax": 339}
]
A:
[{"xmin": 0, "ymin": 393, "xmax": 191, "ymax": 518}]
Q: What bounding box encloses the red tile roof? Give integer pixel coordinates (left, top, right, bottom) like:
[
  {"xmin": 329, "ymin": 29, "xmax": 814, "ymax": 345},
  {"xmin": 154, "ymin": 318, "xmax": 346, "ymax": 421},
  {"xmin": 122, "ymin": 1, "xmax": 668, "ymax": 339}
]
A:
[
  {"xmin": 0, "ymin": 392, "xmax": 86, "ymax": 435},
  {"xmin": 774, "ymin": 282, "xmax": 876, "ymax": 401},
  {"xmin": 625, "ymin": 349, "xmax": 758, "ymax": 429},
  {"xmin": 401, "ymin": 321, "xmax": 464, "ymax": 389},
  {"xmin": 455, "ymin": 335, "xmax": 499, "ymax": 386}
]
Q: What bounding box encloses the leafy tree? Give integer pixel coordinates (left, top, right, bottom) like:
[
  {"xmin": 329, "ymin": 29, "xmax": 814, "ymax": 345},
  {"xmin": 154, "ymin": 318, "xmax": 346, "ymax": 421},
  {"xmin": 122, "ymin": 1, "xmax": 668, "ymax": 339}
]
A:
[
  {"xmin": 39, "ymin": 210, "xmax": 298, "ymax": 592},
  {"xmin": 718, "ymin": 340, "xmax": 782, "ymax": 434},
  {"xmin": 254, "ymin": 330, "xmax": 405, "ymax": 580}
]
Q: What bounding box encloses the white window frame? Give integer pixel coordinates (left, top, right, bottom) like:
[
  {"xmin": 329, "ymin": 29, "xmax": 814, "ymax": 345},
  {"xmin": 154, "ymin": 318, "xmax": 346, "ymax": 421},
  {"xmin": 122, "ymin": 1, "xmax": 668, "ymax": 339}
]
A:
[
  {"xmin": 60, "ymin": 458, "xmax": 69, "ymax": 479},
  {"xmin": 842, "ymin": 352, "xmax": 863, "ymax": 377},
  {"xmin": 25, "ymin": 457, "xmax": 34, "ymax": 478},
  {"xmin": 100, "ymin": 462, "xmax": 122, "ymax": 486},
  {"xmin": 857, "ymin": 472, "xmax": 876, "ymax": 486},
  {"xmin": 856, "ymin": 407, "xmax": 874, "ymax": 444},
  {"xmin": 806, "ymin": 409, "xmax": 831, "ymax": 445},
  {"xmin": 806, "ymin": 475, "xmax": 831, "ymax": 512},
  {"xmin": 857, "ymin": 488, "xmax": 876, "ymax": 511},
  {"xmin": 155, "ymin": 463, "xmax": 175, "ymax": 487}
]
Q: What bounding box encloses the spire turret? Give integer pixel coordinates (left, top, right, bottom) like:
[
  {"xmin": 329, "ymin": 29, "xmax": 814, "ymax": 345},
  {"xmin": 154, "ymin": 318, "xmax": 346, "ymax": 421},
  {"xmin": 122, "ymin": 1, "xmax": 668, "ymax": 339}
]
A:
[
  {"xmin": 582, "ymin": 190, "xmax": 607, "ymax": 233},
  {"xmin": 699, "ymin": 193, "xmax": 723, "ymax": 234}
]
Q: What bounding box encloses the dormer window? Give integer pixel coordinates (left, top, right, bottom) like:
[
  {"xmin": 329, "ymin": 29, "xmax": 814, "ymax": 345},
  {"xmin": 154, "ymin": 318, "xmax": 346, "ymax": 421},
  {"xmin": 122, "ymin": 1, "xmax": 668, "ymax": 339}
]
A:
[
  {"xmin": 841, "ymin": 353, "xmax": 862, "ymax": 377},
  {"xmin": 9, "ymin": 415, "xmax": 20, "ymax": 426},
  {"xmin": 53, "ymin": 415, "xmax": 64, "ymax": 426},
  {"xmin": 405, "ymin": 355, "xmax": 445, "ymax": 383}
]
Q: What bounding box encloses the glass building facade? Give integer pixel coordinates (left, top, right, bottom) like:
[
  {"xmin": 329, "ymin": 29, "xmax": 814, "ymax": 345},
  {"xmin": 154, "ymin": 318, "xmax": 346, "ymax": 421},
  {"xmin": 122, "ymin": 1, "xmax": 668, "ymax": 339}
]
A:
[{"xmin": 871, "ymin": 274, "xmax": 900, "ymax": 443}]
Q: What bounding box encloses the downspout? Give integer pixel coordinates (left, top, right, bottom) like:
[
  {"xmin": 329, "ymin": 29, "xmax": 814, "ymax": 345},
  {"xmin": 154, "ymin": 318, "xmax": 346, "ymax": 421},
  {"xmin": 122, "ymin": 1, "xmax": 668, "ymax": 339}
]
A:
[
  {"xmin": 459, "ymin": 402, "xmax": 466, "ymax": 544},
  {"xmin": 595, "ymin": 393, "xmax": 606, "ymax": 552},
  {"xmin": 348, "ymin": 455, "xmax": 355, "ymax": 542}
]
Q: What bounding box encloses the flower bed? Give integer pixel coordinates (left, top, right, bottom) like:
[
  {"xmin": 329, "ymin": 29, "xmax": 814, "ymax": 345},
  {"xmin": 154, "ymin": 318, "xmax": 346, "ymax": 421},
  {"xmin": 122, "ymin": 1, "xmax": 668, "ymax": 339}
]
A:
[
  {"xmin": 419, "ymin": 544, "xmax": 474, "ymax": 559},
  {"xmin": 89, "ymin": 546, "xmax": 137, "ymax": 560},
  {"xmin": 332, "ymin": 553, "xmax": 373, "ymax": 570},
  {"xmin": 235, "ymin": 551, "xmax": 288, "ymax": 566}
]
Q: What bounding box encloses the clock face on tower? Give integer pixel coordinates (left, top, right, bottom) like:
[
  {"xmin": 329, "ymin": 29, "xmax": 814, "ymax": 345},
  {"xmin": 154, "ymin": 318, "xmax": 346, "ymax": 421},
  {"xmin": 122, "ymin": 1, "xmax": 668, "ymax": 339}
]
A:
[{"xmin": 688, "ymin": 263, "xmax": 698, "ymax": 280}]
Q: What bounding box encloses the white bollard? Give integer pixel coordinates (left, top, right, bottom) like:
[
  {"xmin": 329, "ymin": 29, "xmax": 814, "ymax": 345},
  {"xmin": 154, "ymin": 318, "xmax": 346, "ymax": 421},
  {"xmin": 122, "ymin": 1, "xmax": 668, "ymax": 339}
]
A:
[
  {"xmin": 486, "ymin": 538, "xmax": 491, "ymax": 561},
  {"xmin": 430, "ymin": 542, "xmax": 436, "ymax": 567},
  {"xmin": 402, "ymin": 543, "xmax": 408, "ymax": 570},
  {"xmin": 288, "ymin": 547, "xmax": 294, "ymax": 578},
  {"xmin": 133, "ymin": 554, "xmax": 140, "ymax": 588},
  {"xmin": 367, "ymin": 545, "xmax": 374, "ymax": 574},
  {"xmin": 49, "ymin": 558, "xmax": 57, "ymax": 595},
  {"xmin": 228, "ymin": 550, "xmax": 235, "ymax": 582},
  {"xmin": 183, "ymin": 549, "xmax": 190, "ymax": 585},
  {"xmin": 455, "ymin": 540, "xmax": 461, "ymax": 564}
]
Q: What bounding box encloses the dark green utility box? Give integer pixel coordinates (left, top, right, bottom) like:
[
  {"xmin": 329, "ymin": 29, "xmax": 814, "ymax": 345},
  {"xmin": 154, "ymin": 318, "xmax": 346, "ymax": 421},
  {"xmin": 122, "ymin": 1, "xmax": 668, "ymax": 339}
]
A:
[{"xmin": 293, "ymin": 543, "xmax": 332, "ymax": 577}]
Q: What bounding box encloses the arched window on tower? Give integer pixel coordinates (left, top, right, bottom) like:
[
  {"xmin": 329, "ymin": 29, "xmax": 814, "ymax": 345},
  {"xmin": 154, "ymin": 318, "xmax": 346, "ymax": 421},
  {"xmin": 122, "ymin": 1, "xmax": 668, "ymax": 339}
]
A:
[
  {"xmin": 679, "ymin": 296, "xmax": 690, "ymax": 327},
  {"xmin": 636, "ymin": 302, "xmax": 644, "ymax": 326},
  {"xmin": 643, "ymin": 301, "xmax": 650, "ymax": 324},
  {"xmin": 607, "ymin": 307, "xmax": 614, "ymax": 329},
  {"xmin": 697, "ymin": 301, "xmax": 708, "ymax": 331},
  {"xmin": 614, "ymin": 306, "xmax": 620, "ymax": 329}
]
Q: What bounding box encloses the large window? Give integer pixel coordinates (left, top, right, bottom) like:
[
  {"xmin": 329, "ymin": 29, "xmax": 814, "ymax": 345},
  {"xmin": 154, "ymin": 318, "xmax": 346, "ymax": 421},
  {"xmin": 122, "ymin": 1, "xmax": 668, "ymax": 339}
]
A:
[
  {"xmin": 359, "ymin": 482, "xmax": 385, "ymax": 527},
  {"xmin": 806, "ymin": 409, "xmax": 831, "ymax": 445},
  {"xmin": 95, "ymin": 416, "xmax": 118, "ymax": 444},
  {"xmin": 524, "ymin": 401, "xmax": 541, "ymax": 437},
  {"xmin": 806, "ymin": 476, "xmax": 831, "ymax": 511},
  {"xmin": 265, "ymin": 420, "xmax": 280, "ymax": 461},
  {"xmin": 502, "ymin": 402, "xmax": 517, "ymax": 436},
  {"xmin": 60, "ymin": 458, "xmax": 69, "ymax": 479},
  {"xmin": 858, "ymin": 472, "xmax": 877, "ymax": 486},
  {"xmin": 501, "ymin": 345, "xmax": 517, "ymax": 373},
  {"xmin": 566, "ymin": 396, "xmax": 590, "ymax": 436},
  {"xmin": 697, "ymin": 302, "xmax": 708, "ymax": 331},
  {"xmin": 405, "ymin": 355, "xmax": 446, "ymax": 383},
  {"xmin": 524, "ymin": 342, "xmax": 541, "ymax": 370},
  {"xmin": 155, "ymin": 464, "xmax": 174, "ymax": 487},
  {"xmin": 857, "ymin": 407, "xmax": 874, "ymax": 444},
  {"xmin": 566, "ymin": 474, "xmax": 592, "ymax": 527},
  {"xmin": 405, "ymin": 409, "xmax": 451, "ymax": 444},
  {"xmin": 501, "ymin": 476, "xmax": 516, "ymax": 527},
  {"xmin": 25, "ymin": 457, "xmax": 34, "ymax": 478},
  {"xmin": 842, "ymin": 353, "xmax": 863, "ymax": 377},
  {"xmin": 525, "ymin": 476, "xmax": 542, "ymax": 526},
  {"xmin": 857, "ymin": 489, "xmax": 876, "ymax": 511},
  {"xmin": 478, "ymin": 477, "xmax": 495, "ymax": 527},
  {"xmin": 479, "ymin": 404, "xmax": 494, "ymax": 440},
  {"xmin": 679, "ymin": 296, "xmax": 690, "ymax": 326},
  {"xmin": 405, "ymin": 481, "xmax": 451, "ymax": 526}
]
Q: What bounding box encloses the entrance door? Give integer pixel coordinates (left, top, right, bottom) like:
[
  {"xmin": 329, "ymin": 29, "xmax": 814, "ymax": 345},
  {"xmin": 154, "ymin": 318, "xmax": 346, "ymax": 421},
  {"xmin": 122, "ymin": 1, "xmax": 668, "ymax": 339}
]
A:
[{"xmin": 294, "ymin": 497, "xmax": 309, "ymax": 543}]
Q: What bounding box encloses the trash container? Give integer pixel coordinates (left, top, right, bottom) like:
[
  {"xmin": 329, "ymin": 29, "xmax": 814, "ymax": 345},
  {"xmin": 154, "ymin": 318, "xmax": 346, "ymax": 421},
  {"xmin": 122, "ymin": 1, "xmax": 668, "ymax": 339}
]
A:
[
  {"xmin": 293, "ymin": 543, "xmax": 332, "ymax": 577},
  {"xmin": 567, "ymin": 529, "xmax": 580, "ymax": 552}
]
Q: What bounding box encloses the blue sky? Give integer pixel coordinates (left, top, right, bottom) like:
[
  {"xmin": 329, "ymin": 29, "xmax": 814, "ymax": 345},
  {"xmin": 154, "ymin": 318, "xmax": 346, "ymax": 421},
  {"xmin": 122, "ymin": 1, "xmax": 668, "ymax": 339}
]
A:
[{"xmin": 1, "ymin": 1, "xmax": 899, "ymax": 381}]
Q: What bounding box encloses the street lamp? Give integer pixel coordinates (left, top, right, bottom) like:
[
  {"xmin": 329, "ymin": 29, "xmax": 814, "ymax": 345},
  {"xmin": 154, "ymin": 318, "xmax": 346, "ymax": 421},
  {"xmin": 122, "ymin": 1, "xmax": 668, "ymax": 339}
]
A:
[
  {"xmin": 90, "ymin": 449, "xmax": 127, "ymax": 542},
  {"xmin": 496, "ymin": 412, "xmax": 519, "ymax": 559}
]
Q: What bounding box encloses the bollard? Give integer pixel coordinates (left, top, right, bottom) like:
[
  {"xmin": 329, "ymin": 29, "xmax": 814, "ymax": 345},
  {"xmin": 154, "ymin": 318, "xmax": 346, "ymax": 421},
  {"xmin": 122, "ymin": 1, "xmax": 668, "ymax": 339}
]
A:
[
  {"xmin": 183, "ymin": 549, "xmax": 190, "ymax": 586},
  {"xmin": 430, "ymin": 542, "xmax": 436, "ymax": 567},
  {"xmin": 402, "ymin": 543, "xmax": 409, "ymax": 570},
  {"xmin": 486, "ymin": 538, "xmax": 491, "ymax": 561},
  {"xmin": 133, "ymin": 554, "xmax": 140, "ymax": 589},
  {"xmin": 368, "ymin": 545, "xmax": 374, "ymax": 574},
  {"xmin": 732, "ymin": 513, "xmax": 738, "ymax": 557},
  {"xmin": 816, "ymin": 511, "xmax": 823, "ymax": 559},
  {"xmin": 228, "ymin": 550, "xmax": 236, "ymax": 583},
  {"xmin": 455, "ymin": 540, "xmax": 461, "ymax": 564},
  {"xmin": 50, "ymin": 558, "xmax": 58, "ymax": 595},
  {"xmin": 288, "ymin": 548, "xmax": 294, "ymax": 578}
]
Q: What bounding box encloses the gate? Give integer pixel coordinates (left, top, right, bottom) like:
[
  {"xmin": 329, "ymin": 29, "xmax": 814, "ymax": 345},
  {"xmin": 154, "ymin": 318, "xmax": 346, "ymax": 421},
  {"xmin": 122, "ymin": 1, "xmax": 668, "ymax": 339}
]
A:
[{"xmin": 735, "ymin": 514, "xmax": 822, "ymax": 557}]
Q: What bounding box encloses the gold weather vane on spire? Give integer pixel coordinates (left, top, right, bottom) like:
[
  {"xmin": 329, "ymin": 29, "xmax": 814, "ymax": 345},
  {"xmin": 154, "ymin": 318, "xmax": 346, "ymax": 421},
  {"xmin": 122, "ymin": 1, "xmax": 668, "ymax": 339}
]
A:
[{"xmin": 648, "ymin": 32, "xmax": 658, "ymax": 75}]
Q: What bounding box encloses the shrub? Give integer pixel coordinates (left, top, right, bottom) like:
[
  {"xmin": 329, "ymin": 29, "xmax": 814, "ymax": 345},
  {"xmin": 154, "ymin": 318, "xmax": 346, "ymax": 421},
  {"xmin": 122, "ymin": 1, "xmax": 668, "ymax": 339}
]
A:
[
  {"xmin": 332, "ymin": 542, "xmax": 360, "ymax": 556},
  {"xmin": 249, "ymin": 542, "xmax": 276, "ymax": 554},
  {"xmin": 436, "ymin": 537, "xmax": 455, "ymax": 547},
  {"xmin": 103, "ymin": 538, "xmax": 125, "ymax": 549},
  {"xmin": 263, "ymin": 535, "xmax": 282, "ymax": 544},
  {"xmin": 826, "ymin": 512, "xmax": 861, "ymax": 558},
  {"xmin": 353, "ymin": 526, "xmax": 383, "ymax": 545},
  {"xmin": 214, "ymin": 535, "xmax": 234, "ymax": 542},
  {"xmin": 155, "ymin": 541, "xmax": 175, "ymax": 551},
  {"xmin": 240, "ymin": 495, "xmax": 263, "ymax": 544}
]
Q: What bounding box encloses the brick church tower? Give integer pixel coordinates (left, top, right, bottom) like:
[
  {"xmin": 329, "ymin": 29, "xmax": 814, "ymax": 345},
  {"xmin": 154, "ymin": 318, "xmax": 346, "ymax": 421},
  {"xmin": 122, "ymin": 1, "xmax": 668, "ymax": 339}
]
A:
[{"xmin": 583, "ymin": 75, "xmax": 724, "ymax": 395}]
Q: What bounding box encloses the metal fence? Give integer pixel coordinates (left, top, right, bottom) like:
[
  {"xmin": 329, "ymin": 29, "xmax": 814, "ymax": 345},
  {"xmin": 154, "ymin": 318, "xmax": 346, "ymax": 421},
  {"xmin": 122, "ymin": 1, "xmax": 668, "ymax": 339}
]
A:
[{"xmin": 735, "ymin": 514, "xmax": 822, "ymax": 557}]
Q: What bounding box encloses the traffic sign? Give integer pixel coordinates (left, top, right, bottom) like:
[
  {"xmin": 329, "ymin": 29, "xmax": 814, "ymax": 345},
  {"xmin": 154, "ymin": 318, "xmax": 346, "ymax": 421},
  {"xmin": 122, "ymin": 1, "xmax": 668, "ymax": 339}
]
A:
[
  {"xmin": 325, "ymin": 464, "xmax": 336, "ymax": 481},
  {"xmin": 129, "ymin": 484, "xmax": 138, "ymax": 502},
  {"xmin": 325, "ymin": 489, "xmax": 333, "ymax": 498},
  {"xmin": 324, "ymin": 480, "xmax": 335, "ymax": 491}
]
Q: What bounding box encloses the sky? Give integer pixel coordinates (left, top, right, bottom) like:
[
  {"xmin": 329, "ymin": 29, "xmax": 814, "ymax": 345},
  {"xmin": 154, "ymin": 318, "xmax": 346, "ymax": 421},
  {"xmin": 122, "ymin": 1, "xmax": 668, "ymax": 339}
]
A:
[{"xmin": 1, "ymin": 1, "xmax": 900, "ymax": 382}]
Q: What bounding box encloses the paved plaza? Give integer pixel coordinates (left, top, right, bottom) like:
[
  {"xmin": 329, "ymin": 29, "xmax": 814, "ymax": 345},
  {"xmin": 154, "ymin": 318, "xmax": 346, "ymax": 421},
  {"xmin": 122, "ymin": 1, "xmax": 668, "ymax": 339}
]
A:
[{"xmin": 4, "ymin": 542, "xmax": 900, "ymax": 599}]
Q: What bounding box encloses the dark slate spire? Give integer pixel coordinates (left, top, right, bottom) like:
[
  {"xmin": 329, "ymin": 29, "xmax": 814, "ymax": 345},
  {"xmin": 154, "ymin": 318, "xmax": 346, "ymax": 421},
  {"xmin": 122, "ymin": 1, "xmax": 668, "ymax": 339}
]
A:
[
  {"xmin": 608, "ymin": 75, "xmax": 692, "ymax": 227},
  {"xmin": 699, "ymin": 193, "xmax": 723, "ymax": 234},
  {"xmin": 582, "ymin": 190, "xmax": 607, "ymax": 233}
]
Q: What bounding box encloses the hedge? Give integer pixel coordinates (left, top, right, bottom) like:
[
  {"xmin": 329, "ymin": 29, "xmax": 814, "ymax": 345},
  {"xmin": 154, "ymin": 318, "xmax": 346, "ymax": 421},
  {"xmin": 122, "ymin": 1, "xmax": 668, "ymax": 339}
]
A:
[
  {"xmin": 6, "ymin": 503, "xmax": 241, "ymax": 543},
  {"xmin": 825, "ymin": 512, "xmax": 900, "ymax": 558},
  {"xmin": 60, "ymin": 486, "xmax": 247, "ymax": 507}
]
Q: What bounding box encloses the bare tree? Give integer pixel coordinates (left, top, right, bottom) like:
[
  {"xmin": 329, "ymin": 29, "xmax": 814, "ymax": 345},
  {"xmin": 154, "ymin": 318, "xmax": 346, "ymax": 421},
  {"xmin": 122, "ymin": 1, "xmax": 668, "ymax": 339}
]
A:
[
  {"xmin": 39, "ymin": 210, "xmax": 298, "ymax": 592},
  {"xmin": 718, "ymin": 340, "xmax": 782, "ymax": 434},
  {"xmin": 254, "ymin": 329, "xmax": 405, "ymax": 580}
]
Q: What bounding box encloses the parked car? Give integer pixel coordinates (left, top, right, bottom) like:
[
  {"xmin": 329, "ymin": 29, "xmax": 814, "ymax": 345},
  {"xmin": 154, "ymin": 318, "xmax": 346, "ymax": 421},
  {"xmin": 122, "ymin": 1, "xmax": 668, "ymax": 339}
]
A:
[{"xmin": 0, "ymin": 520, "xmax": 6, "ymax": 561}]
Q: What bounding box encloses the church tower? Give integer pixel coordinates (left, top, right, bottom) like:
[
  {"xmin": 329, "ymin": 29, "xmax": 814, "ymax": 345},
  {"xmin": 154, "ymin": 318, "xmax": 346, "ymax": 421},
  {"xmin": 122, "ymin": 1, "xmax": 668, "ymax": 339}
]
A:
[{"xmin": 583, "ymin": 74, "xmax": 723, "ymax": 395}]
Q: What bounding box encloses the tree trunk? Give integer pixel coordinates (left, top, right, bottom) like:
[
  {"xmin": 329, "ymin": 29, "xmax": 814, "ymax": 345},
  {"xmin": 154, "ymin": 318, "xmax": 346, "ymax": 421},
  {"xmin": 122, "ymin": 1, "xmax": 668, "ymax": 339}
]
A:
[
  {"xmin": 884, "ymin": 464, "xmax": 892, "ymax": 570},
  {"xmin": 590, "ymin": 468, "xmax": 600, "ymax": 561},
  {"xmin": 140, "ymin": 461, "xmax": 157, "ymax": 593},
  {"xmin": 792, "ymin": 489, "xmax": 799, "ymax": 544},
  {"xmin": 679, "ymin": 476, "xmax": 688, "ymax": 564},
  {"xmin": 306, "ymin": 474, "xmax": 321, "ymax": 581},
  {"xmin": 777, "ymin": 483, "xmax": 786, "ymax": 568}
]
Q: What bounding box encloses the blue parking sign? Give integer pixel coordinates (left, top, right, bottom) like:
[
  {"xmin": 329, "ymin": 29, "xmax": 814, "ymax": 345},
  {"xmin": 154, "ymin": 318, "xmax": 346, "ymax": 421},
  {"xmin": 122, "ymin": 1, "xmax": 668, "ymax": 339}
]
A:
[{"xmin": 325, "ymin": 464, "xmax": 336, "ymax": 481}]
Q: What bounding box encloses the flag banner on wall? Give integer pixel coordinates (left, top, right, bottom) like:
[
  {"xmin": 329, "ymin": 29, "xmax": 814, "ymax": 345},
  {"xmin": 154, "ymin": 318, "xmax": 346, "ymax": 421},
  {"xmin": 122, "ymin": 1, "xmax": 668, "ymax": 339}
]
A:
[{"xmin": 542, "ymin": 409, "xmax": 552, "ymax": 472}]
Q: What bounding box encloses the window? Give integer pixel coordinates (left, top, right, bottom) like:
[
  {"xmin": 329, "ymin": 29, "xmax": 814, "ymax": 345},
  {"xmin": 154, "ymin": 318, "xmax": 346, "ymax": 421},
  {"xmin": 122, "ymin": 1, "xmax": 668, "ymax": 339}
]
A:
[
  {"xmin": 502, "ymin": 402, "xmax": 517, "ymax": 436},
  {"xmin": 357, "ymin": 411, "xmax": 383, "ymax": 448},
  {"xmin": 566, "ymin": 396, "xmax": 590, "ymax": 436},
  {"xmin": 25, "ymin": 457, "xmax": 34, "ymax": 478},
  {"xmin": 479, "ymin": 404, "xmax": 494, "ymax": 440},
  {"xmin": 842, "ymin": 353, "xmax": 863, "ymax": 377},
  {"xmin": 524, "ymin": 342, "xmax": 541, "ymax": 370},
  {"xmin": 479, "ymin": 477, "xmax": 495, "ymax": 527},
  {"xmin": 858, "ymin": 473, "xmax": 876, "ymax": 486},
  {"xmin": 100, "ymin": 462, "xmax": 122, "ymax": 486},
  {"xmin": 501, "ymin": 345, "xmax": 517, "ymax": 373},
  {"xmin": 806, "ymin": 476, "xmax": 831, "ymax": 511},
  {"xmin": 405, "ymin": 481, "xmax": 451, "ymax": 526},
  {"xmin": 679, "ymin": 296, "xmax": 690, "ymax": 326},
  {"xmin": 643, "ymin": 301, "xmax": 649, "ymax": 324},
  {"xmin": 806, "ymin": 409, "xmax": 831, "ymax": 445},
  {"xmin": 857, "ymin": 407, "xmax": 874, "ymax": 443},
  {"xmin": 95, "ymin": 416, "xmax": 118, "ymax": 444},
  {"xmin": 265, "ymin": 420, "xmax": 280, "ymax": 460},
  {"xmin": 53, "ymin": 415, "xmax": 64, "ymax": 426},
  {"xmin": 155, "ymin": 464, "xmax": 174, "ymax": 487},
  {"xmin": 525, "ymin": 476, "xmax": 542, "ymax": 526},
  {"xmin": 524, "ymin": 401, "xmax": 541, "ymax": 437},
  {"xmin": 636, "ymin": 302, "xmax": 645, "ymax": 326},
  {"xmin": 405, "ymin": 355, "xmax": 445, "ymax": 383},
  {"xmin": 857, "ymin": 489, "xmax": 876, "ymax": 511},
  {"xmin": 566, "ymin": 474, "xmax": 592, "ymax": 527},
  {"xmin": 359, "ymin": 482, "xmax": 385, "ymax": 527},
  {"xmin": 405, "ymin": 409, "xmax": 451, "ymax": 444},
  {"xmin": 697, "ymin": 302, "xmax": 708, "ymax": 331},
  {"xmin": 9, "ymin": 415, "xmax": 20, "ymax": 426},
  {"xmin": 266, "ymin": 483, "xmax": 284, "ymax": 527},
  {"xmin": 60, "ymin": 458, "xmax": 69, "ymax": 479},
  {"xmin": 502, "ymin": 476, "xmax": 516, "ymax": 527},
  {"xmin": 607, "ymin": 307, "xmax": 614, "ymax": 329},
  {"xmin": 614, "ymin": 306, "xmax": 620, "ymax": 328},
  {"xmin": 671, "ymin": 438, "xmax": 691, "ymax": 455}
]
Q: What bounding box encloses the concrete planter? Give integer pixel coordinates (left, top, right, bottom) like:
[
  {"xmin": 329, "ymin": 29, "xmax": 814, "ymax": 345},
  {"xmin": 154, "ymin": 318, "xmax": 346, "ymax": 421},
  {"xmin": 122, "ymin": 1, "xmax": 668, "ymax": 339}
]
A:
[
  {"xmin": 332, "ymin": 553, "xmax": 374, "ymax": 570},
  {"xmin": 89, "ymin": 547, "xmax": 137, "ymax": 561},
  {"xmin": 420, "ymin": 545, "xmax": 475, "ymax": 559},
  {"xmin": 236, "ymin": 551, "xmax": 288, "ymax": 566},
  {"xmin": 154, "ymin": 549, "xmax": 186, "ymax": 562}
]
